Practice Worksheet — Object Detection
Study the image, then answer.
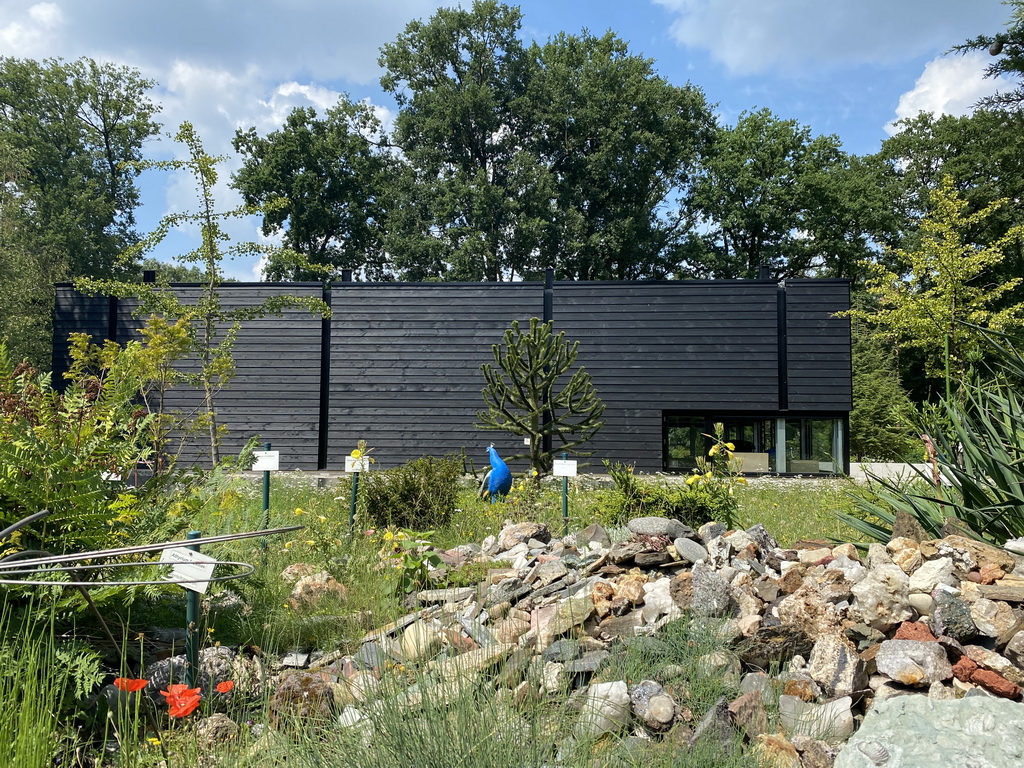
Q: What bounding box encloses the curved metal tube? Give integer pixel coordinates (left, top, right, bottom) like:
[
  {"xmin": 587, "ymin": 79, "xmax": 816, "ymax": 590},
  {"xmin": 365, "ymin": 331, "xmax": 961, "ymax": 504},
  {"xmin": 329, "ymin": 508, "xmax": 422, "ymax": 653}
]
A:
[{"xmin": 0, "ymin": 559, "xmax": 256, "ymax": 587}]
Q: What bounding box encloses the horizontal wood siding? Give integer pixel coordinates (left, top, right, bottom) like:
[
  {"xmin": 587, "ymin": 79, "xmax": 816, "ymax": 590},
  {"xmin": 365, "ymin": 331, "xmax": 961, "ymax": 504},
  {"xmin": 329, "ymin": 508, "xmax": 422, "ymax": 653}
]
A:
[
  {"xmin": 553, "ymin": 281, "xmax": 780, "ymax": 472},
  {"xmin": 52, "ymin": 286, "xmax": 111, "ymax": 375},
  {"xmin": 785, "ymin": 280, "xmax": 852, "ymax": 411},
  {"xmin": 52, "ymin": 279, "xmax": 852, "ymax": 473},
  {"xmin": 116, "ymin": 285, "xmax": 323, "ymax": 469},
  {"xmin": 327, "ymin": 284, "xmax": 544, "ymax": 472}
]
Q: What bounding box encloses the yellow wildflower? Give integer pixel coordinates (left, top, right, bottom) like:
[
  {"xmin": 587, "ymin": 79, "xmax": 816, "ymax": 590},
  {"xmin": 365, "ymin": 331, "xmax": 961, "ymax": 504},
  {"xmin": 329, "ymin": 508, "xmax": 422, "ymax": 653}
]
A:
[
  {"xmin": 725, "ymin": 442, "xmax": 735, "ymax": 451},
  {"xmin": 294, "ymin": 507, "xmax": 304, "ymax": 515},
  {"xmin": 686, "ymin": 475, "xmax": 699, "ymax": 486},
  {"xmin": 350, "ymin": 448, "xmax": 362, "ymax": 459},
  {"xmin": 709, "ymin": 445, "xmax": 719, "ymax": 457}
]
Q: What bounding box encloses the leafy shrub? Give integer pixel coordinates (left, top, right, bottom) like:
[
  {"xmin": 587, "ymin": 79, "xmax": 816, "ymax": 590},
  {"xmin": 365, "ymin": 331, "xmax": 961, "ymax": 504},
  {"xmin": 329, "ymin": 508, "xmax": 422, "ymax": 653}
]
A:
[
  {"xmin": 361, "ymin": 455, "xmax": 463, "ymax": 531},
  {"xmin": 0, "ymin": 338, "xmax": 156, "ymax": 555},
  {"xmin": 841, "ymin": 328, "xmax": 1024, "ymax": 545},
  {"xmin": 604, "ymin": 426, "xmax": 743, "ymax": 529}
]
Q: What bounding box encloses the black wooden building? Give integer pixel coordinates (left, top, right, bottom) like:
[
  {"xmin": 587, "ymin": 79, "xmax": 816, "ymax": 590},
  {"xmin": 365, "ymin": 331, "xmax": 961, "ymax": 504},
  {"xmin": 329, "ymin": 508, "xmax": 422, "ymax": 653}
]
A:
[{"xmin": 52, "ymin": 277, "xmax": 852, "ymax": 475}]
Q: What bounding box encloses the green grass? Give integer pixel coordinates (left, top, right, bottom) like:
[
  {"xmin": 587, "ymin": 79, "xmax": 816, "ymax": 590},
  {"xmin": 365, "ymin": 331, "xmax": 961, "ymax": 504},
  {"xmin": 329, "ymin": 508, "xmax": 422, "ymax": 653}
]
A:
[{"xmin": 735, "ymin": 478, "xmax": 864, "ymax": 546}]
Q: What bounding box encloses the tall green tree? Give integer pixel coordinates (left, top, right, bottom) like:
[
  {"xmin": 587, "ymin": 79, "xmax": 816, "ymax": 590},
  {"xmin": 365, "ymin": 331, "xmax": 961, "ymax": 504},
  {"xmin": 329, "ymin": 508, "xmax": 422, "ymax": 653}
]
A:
[
  {"xmin": 0, "ymin": 57, "xmax": 160, "ymax": 280},
  {"xmin": 525, "ymin": 31, "xmax": 714, "ymax": 280},
  {"xmin": 846, "ymin": 176, "xmax": 1024, "ymax": 395},
  {"xmin": 380, "ymin": 1, "xmax": 549, "ymax": 282},
  {"xmin": 232, "ymin": 98, "xmax": 393, "ymax": 281},
  {"xmin": 877, "ymin": 110, "xmax": 1024, "ymax": 280},
  {"xmin": 688, "ymin": 109, "xmax": 871, "ymax": 279},
  {"xmin": 0, "ymin": 138, "xmax": 61, "ymax": 368}
]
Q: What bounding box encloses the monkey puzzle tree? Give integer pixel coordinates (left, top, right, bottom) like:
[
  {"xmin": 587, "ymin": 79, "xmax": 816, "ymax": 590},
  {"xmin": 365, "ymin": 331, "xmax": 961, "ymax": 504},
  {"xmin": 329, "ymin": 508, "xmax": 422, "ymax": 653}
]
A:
[{"xmin": 477, "ymin": 318, "xmax": 604, "ymax": 475}]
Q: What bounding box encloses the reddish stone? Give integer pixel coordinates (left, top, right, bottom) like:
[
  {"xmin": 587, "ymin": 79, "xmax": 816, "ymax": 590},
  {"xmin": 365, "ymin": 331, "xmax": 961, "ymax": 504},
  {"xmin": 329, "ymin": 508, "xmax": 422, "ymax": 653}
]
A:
[
  {"xmin": 965, "ymin": 571, "xmax": 983, "ymax": 584},
  {"xmin": 979, "ymin": 563, "xmax": 1006, "ymax": 585},
  {"xmin": 971, "ymin": 668, "xmax": 1022, "ymax": 699},
  {"xmin": 951, "ymin": 656, "xmax": 979, "ymax": 683},
  {"xmin": 894, "ymin": 621, "xmax": 937, "ymax": 642}
]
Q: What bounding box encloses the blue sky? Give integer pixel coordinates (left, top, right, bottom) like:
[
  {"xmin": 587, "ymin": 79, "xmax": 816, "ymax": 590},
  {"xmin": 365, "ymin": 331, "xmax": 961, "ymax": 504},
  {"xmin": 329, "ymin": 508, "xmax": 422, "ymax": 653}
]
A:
[{"xmin": 0, "ymin": 0, "xmax": 1013, "ymax": 279}]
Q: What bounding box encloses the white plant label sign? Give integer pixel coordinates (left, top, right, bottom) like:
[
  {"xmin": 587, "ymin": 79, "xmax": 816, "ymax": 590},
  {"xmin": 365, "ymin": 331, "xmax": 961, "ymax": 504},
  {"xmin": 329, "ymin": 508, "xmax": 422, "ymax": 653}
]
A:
[
  {"xmin": 160, "ymin": 547, "xmax": 217, "ymax": 594},
  {"xmin": 345, "ymin": 456, "xmax": 370, "ymax": 473},
  {"xmin": 553, "ymin": 459, "xmax": 578, "ymax": 477},
  {"xmin": 252, "ymin": 450, "xmax": 280, "ymax": 471}
]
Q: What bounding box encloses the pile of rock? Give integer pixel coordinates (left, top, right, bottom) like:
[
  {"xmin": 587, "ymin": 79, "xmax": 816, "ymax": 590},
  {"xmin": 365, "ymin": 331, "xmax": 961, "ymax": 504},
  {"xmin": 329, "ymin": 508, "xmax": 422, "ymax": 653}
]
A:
[{"xmin": 261, "ymin": 515, "xmax": 1024, "ymax": 765}]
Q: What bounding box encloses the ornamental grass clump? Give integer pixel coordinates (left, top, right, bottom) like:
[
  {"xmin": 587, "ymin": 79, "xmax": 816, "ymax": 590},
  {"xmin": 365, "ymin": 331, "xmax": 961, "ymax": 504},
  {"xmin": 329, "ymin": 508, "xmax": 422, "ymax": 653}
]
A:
[{"xmin": 841, "ymin": 326, "xmax": 1024, "ymax": 545}]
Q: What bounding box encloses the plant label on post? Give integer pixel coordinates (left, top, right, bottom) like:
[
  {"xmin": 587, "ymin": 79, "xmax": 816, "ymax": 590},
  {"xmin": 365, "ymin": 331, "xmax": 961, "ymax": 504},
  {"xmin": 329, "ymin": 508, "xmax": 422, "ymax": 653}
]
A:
[
  {"xmin": 159, "ymin": 547, "xmax": 217, "ymax": 594},
  {"xmin": 523, "ymin": 437, "xmax": 531, "ymax": 446},
  {"xmin": 553, "ymin": 459, "xmax": 578, "ymax": 477},
  {"xmin": 252, "ymin": 450, "xmax": 280, "ymax": 472},
  {"xmin": 345, "ymin": 455, "xmax": 370, "ymax": 473}
]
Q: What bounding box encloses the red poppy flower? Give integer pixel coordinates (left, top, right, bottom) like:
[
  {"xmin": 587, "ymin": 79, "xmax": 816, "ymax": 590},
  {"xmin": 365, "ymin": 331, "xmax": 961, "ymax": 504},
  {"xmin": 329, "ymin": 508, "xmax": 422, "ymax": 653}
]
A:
[
  {"xmin": 215, "ymin": 680, "xmax": 234, "ymax": 694},
  {"xmin": 114, "ymin": 677, "xmax": 148, "ymax": 693},
  {"xmin": 160, "ymin": 683, "xmax": 202, "ymax": 718}
]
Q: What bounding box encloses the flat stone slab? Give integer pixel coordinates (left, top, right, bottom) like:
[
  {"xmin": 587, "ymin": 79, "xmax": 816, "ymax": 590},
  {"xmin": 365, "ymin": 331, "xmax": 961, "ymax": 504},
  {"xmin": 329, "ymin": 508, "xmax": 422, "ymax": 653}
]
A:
[{"xmin": 836, "ymin": 695, "xmax": 1024, "ymax": 767}]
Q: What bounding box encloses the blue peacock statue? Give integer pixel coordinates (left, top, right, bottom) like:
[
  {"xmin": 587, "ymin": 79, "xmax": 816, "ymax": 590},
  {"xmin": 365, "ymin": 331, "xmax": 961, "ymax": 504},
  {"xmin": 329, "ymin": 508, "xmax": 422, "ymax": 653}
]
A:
[{"xmin": 479, "ymin": 443, "xmax": 513, "ymax": 502}]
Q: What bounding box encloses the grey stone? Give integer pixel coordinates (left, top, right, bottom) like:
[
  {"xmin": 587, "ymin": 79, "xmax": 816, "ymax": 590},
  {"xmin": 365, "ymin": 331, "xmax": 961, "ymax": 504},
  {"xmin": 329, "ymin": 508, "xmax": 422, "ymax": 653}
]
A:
[
  {"xmin": 849, "ymin": 563, "xmax": 913, "ymax": 632},
  {"xmin": 497, "ymin": 522, "xmax": 550, "ymax": 552},
  {"xmin": 634, "ymin": 551, "xmax": 675, "ymax": 566},
  {"xmin": 691, "ymin": 561, "xmax": 731, "ymax": 617},
  {"xmin": 932, "ymin": 589, "xmax": 977, "ymax": 641},
  {"xmin": 688, "ymin": 697, "xmax": 735, "ymax": 753},
  {"xmin": 457, "ymin": 616, "xmax": 496, "ymax": 647},
  {"xmin": 571, "ymin": 522, "xmax": 611, "ymax": 548},
  {"xmin": 908, "ymin": 557, "xmax": 956, "ymax": 594},
  {"xmin": 875, "ymin": 639, "xmax": 952, "ymax": 686},
  {"xmin": 564, "ymin": 650, "xmax": 609, "ymax": 677},
  {"xmin": 808, "ymin": 633, "xmax": 866, "ymax": 698},
  {"xmin": 543, "ymin": 639, "xmax": 583, "ymax": 663},
  {"xmin": 970, "ymin": 597, "xmax": 1018, "ymax": 638},
  {"xmin": 574, "ymin": 680, "xmax": 631, "ymax": 739},
  {"xmin": 745, "ymin": 523, "xmax": 779, "ymax": 553},
  {"xmin": 698, "ymin": 521, "xmax": 727, "ymax": 544},
  {"xmin": 778, "ymin": 695, "xmax": 854, "ymax": 743},
  {"xmin": 627, "ymin": 516, "xmax": 694, "ymax": 539},
  {"xmin": 416, "ymin": 587, "xmax": 476, "ymax": 604},
  {"xmin": 280, "ymin": 651, "xmax": 310, "ymax": 668},
  {"xmin": 835, "ymin": 695, "xmax": 1024, "ymax": 768},
  {"xmin": 673, "ymin": 536, "xmax": 709, "ymax": 565},
  {"xmin": 630, "ymin": 680, "xmax": 673, "ymax": 731},
  {"xmin": 356, "ymin": 643, "xmax": 395, "ymax": 671}
]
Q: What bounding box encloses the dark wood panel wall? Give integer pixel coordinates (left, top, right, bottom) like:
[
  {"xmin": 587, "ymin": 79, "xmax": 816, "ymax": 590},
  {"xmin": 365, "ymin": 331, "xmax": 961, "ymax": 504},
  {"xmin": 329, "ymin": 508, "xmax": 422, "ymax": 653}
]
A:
[{"xmin": 52, "ymin": 278, "xmax": 851, "ymax": 472}]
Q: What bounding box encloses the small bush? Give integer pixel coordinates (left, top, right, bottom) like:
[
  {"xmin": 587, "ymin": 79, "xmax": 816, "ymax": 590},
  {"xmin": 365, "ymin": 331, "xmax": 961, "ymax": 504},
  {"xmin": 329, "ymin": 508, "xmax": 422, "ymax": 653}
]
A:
[{"xmin": 361, "ymin": 455, "xmax": 463, "ymax": 530}]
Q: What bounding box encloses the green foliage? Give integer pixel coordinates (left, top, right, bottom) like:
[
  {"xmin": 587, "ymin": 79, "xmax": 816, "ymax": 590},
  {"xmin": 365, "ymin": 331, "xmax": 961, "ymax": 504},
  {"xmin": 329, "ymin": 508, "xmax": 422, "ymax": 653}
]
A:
[
  {"xmin": 0, "ymin": 610, "xmax": 100, "ymax": 766},
  {"xmin": 361, "ymin": 455, "xmax": 463, "ymax": 531},
  {"xmin": 0, "ymin": 57, "xmax": 160, "ymax": 281},
  {"xmin": 0, "ymin": 339, "xmax": 156, "ymax": 554},
  {"xmin": 78, "ymin": 122, "xmax": 330, "ymax": 465},
  {"xmin": 602, "ymin": 425, "xmax": 744, "ymax": 529},
  {"xmin": 689, "ymin": 108, "xmax": 871, "ymax": 279},
  {"xmin": 845, "ymin": 176, "xmax": 1024, "ymax": 388},
  {"xmin": 478, "ymin": 318, "xmax": 605, "ymax": 475},
  {"xmin": 841, "ymin": 327, "xmax": 1024, "ymax": 545},
  {"xmin": 233, "ymin": 99, "xmax": 393, "ymax": 281},
  {"xmin": 849, "ymin": 315, "xmax": 920, "ymax": 461},
  {"xmin": 389, "ymin": 530, "xmax": 445, "ymax": 595}
]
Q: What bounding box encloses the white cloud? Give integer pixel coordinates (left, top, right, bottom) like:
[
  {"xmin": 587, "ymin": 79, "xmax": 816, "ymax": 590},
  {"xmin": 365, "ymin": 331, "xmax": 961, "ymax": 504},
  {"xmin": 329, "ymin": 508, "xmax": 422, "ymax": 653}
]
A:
[
  {"xmin": 0, "ymin": 2, "xmax": 63, "ymax": 57},
  {"xmin": 886, "ymin": 52, "xmax": 1006, "ymax": 134},
  {"xmin": 652, "ymin": 0, "xmax": 1008, "ymax": 75}
]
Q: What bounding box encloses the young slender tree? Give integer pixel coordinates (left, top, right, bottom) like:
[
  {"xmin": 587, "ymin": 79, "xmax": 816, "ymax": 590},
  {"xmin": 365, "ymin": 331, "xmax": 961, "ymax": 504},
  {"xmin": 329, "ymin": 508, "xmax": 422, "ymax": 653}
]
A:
[
  {"xmin": 845, "ymin": 176, "xmax": 1024, "ymax": 399},
  {"xmin": 477, "ymin": 318, "xmax": 604, "ymax": 475},
  {"xmin": 78, "ymin": 123, "xmax": 329, "ymax": 466}
]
